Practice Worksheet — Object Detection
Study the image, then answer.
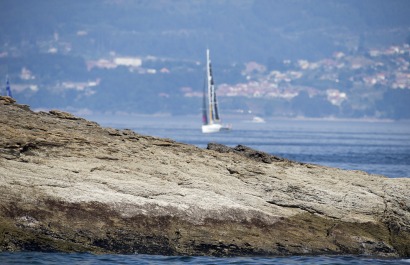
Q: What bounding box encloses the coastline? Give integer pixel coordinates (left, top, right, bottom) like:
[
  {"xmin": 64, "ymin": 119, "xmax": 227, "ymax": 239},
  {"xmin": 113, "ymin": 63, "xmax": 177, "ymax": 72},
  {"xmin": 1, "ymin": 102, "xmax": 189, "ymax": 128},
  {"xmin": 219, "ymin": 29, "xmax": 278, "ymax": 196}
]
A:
[{"xmin": 30, "ymin": 107, "xmax": 403, "ymax": 125}]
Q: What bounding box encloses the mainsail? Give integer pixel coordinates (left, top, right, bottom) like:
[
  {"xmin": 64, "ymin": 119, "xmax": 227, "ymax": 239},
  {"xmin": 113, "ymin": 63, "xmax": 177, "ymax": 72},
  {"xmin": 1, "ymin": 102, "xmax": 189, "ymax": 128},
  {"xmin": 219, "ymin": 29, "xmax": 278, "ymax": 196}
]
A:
[
  {"xmin": 201, "ymin": 49, "xmax": 231, "ymax": 133},
  {"xmin": 202, "ymin": 78, "xmax": 208, "ymax": 125},
  {"xmin": 206, "ymin": 49, "xmax": 220, "ymax": 123},
  {"xmin": 213, "ymin": 85, "xmax": 220, "ymax": 121}
]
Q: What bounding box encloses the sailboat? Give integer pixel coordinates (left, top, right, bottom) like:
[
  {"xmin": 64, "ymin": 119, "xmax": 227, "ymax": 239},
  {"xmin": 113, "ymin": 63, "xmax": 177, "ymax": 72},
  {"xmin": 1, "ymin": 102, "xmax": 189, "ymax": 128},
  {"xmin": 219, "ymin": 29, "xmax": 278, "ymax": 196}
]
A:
[
  {"xmin": 201, "ymin": 49, "xmax": 231, "ymax": 133},
  {"xmin": 5, "ymin": 76, "xmax": 12, "ymax": 98}
]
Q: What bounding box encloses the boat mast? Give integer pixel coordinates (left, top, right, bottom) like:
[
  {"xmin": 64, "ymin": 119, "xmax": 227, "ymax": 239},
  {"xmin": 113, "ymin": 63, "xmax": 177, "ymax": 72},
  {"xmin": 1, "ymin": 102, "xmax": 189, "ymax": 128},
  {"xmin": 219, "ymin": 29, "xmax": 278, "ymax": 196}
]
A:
[{"xmin": 206, "ymin": 49, "xmax": 213, "ymax": 124}]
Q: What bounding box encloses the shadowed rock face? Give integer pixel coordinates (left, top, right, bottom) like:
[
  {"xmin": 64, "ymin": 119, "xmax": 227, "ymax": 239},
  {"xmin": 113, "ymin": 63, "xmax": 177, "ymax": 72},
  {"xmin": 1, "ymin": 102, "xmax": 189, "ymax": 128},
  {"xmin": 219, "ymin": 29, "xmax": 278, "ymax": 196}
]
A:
[{"xmin": 0, "ymin": 96, "xmax": 409, "ymax": 257}]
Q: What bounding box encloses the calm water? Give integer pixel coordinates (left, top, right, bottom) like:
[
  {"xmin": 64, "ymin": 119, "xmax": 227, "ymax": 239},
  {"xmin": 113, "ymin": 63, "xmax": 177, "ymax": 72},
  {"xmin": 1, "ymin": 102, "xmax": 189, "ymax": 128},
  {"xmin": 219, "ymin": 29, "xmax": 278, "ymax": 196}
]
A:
[
  {"xmin": 1, "ymin": 252, "xmax": 410, "ymax": 265},
  {"xmin": 4, "ymin": 115, "xmax": 409, "ymax": 264}
]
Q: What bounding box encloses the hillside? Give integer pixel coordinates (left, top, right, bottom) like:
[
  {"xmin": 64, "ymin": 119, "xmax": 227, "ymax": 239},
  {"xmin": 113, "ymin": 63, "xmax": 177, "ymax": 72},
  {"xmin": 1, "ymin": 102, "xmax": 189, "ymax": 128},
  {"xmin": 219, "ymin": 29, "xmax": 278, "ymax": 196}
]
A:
[
  {"xmin": 1, "ymin": 0, "xmax": 410, "ymax": 118},
  {"xmin": 2, "ymin": 0, "xmax": 410, "ymax": 61}
]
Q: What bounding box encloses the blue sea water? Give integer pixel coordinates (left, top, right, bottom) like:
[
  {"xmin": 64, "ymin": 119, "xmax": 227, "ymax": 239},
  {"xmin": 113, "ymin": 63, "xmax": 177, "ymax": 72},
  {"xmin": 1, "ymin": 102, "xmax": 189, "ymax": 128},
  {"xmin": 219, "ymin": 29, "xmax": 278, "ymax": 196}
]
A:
[
  {"xmin": 1, "ymin": 252, "xmax": 409, "ymax": 265},
  {"xmin": 3, "ymin": 116, "xmax": 409, "ymax": 264}
]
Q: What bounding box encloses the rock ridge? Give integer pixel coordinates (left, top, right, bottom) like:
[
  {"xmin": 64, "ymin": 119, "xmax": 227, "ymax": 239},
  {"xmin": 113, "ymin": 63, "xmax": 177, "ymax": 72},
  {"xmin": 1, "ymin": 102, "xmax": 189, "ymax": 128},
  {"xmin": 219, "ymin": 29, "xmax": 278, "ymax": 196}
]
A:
[{"xmin": 0, "ymin": 96, "xmax": 409, "ymax": 257}]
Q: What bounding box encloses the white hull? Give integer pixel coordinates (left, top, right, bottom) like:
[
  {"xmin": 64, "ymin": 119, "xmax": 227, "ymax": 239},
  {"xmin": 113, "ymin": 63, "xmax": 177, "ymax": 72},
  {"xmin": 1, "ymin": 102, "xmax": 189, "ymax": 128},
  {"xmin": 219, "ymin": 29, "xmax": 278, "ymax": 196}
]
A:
[
  {"xmin": 202, "ymin": 123, "xmax": 222, "ymax": 133},
  {"xmin": 202, "ymin": 123, "xmax": 231, "ymax": 133}
]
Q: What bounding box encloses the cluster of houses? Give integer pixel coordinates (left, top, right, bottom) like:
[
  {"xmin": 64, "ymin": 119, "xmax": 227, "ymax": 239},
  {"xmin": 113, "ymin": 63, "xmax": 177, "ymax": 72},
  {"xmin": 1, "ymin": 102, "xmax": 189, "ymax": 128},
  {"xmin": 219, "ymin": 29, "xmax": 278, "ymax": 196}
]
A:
[
  {"xmin": 212, "ymin": 44, "xmax": 410, "ymax": 107},
  {"xmin": 2, "ymin": 32, "xmax": 409, "ymax": 110},
  {"xmin": 33, "ymin": 42, "xmax": 410, "ymax": 109}
]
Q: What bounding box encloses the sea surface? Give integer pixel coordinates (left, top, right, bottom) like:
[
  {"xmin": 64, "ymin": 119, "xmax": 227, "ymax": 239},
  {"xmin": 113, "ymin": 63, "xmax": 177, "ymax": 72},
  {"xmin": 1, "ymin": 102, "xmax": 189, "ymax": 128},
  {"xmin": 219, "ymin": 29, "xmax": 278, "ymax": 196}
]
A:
[
  {"xmin": 1, "ymin": 252, "xmax": 410, "ymax": 265},
  {"xmin": 3, "ymin": 115, "xmax": 409, "ymax": 264}
]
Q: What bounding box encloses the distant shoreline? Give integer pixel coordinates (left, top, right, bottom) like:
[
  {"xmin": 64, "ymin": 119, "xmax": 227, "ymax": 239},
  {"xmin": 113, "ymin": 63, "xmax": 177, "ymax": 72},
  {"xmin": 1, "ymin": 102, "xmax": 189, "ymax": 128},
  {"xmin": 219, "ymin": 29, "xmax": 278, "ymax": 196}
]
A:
[{"xmin": 78, "ymin": 112, "xmax": 401, "ymax": 124}]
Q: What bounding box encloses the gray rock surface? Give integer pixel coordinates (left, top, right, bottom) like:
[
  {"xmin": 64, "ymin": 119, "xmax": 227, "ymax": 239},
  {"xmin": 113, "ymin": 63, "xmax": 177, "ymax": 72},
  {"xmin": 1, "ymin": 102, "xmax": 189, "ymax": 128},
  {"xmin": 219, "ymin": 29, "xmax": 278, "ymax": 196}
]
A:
[{"xmin": 0, "ymin": 96, "xmax": 409, "ymax": 257}]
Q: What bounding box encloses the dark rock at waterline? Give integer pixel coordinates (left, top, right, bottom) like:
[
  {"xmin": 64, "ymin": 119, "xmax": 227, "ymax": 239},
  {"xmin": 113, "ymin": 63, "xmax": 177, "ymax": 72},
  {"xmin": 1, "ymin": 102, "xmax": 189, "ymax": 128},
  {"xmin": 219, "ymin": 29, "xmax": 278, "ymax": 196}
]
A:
[{"xmin": 207, "ymin": 143, "xmax": 290, "ymax": 163}]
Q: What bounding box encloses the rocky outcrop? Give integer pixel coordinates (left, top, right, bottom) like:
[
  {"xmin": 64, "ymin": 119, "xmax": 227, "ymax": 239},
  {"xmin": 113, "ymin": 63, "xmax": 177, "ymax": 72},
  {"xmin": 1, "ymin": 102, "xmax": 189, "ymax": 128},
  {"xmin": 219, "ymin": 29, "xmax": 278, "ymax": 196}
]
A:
[{"xmin": 0, "ymin": 96, "xmax": 409, "ymax": 257}]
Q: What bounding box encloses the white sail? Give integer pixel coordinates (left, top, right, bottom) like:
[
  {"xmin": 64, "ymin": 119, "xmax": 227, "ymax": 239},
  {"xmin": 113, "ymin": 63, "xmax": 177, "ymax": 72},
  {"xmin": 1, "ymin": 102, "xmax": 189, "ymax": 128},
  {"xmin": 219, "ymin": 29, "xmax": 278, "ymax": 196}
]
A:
[{"xmin": 201, "ymin": 49, "xmax": 231, "ymax": 133}]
